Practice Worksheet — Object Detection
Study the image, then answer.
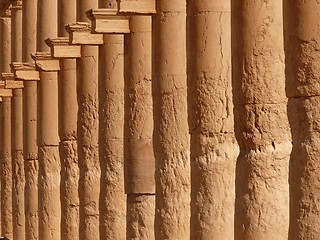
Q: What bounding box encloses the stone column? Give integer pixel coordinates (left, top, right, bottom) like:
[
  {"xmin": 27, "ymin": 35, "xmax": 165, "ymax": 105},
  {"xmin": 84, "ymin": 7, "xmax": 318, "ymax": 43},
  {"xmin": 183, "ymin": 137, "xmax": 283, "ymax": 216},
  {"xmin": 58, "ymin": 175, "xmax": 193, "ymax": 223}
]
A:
[
  {"xmin": 37, "ymin": 0, "xmax": 60, "ymax": 239},
  {"xmin": 10, "ymin": 2, "xmax": 25, "ymax": 239},
  {"xmin": 22, "ymin": 1, "xmax": 38, "ymax": 239},
  {"xmin": 0, "ymin": 8, "xmax": 12, "ymax": 239},
  {"xmin": 0, "ymin": 88, "xmax": 13, "ymax": 239},
  {"xmin": 153, "ymin": 1, "xmax": 190, "ymax": 239},
  {"xmin": 58, "ymin": 1, "xmax": 79, "ymax": 239},
  {"xmin": 232, "ymin": 0, "xmax": 291, "ymax": 239},
  {"xmin": 77, "ymin": 1, "xmax": 100, "ymax": 239},
  {"xmin": 124, "ymin": 15, "xmax": 155, "ymax": 240},
  {"xmin": 187, "ymin": 1, "xmax": 238, "ymax": 239},
  {"xmin": 0, "ymin": 98, "xmax": 2, "ymax": 236},
  {"xmin": 284, "ymin": 1, "xmax": 320, "ymax": 239},
  {"xmin": 92, "ymin": 2, "xmax": 126, "ymax": 239}
]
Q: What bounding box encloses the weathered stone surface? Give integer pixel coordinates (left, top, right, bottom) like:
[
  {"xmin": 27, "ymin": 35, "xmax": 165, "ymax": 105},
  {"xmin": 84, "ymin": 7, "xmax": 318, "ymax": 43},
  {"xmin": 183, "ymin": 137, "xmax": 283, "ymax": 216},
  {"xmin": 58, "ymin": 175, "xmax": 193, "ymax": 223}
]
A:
[
  {"xmin": 153, "ymin": 4, "xmax": 191, "ymax": 236},
  {"xmin": 287, "ymin": 97, "xmax": 320, "ymax": 239},
  {"xmin": 77, "ymin": 1, "xmax": 100, "ymax": 239},
  {"xmin": 1, "ymin": 98, "xmax": 12, "ymax": 238},
  {"xmin": 232, "ymin": 0, "xmax": 291, "ymax": 239},
  {"xmin": 284, "ymin": 2, "xmax": 320, "ymax": 97},
  {"xmin": 22, "ymin": 0, "xmax": 37, "ymax": 62},
  {"xmin": 126, "ymin": 194, "xmax": 155, "ymax": 240},
  {"xmin": 24, "ymin": 160, "xmax": 39, "ymax": 240},
  {"xmin": 235, "ymin": 144, "xmax": 291, "ymax": 240},
  {"xmin": 38, "ymin": 146, "xmax": 61, "ymax": 240},
  {"xmin": 0, "ymin": 13, "xmax": 11, "ymax": 74},
  {"xmin": 59, "ymin": 140, "xmax": 79, "ymax": 240},
  {"xmin": 99, "ymin": 34, "xmax": 126, "ymax": 240}
]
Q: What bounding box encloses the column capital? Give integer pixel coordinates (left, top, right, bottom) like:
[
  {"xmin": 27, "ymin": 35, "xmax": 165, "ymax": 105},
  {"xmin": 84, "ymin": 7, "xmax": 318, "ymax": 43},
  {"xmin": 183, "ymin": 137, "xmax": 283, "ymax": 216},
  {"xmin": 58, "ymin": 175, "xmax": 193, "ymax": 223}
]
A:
[
  {"xmin": 31, "ymin": 52, "xmax": 60, "ymax": 72},
  {"xmin": 86, "ymin": 9, "xmax": 130, "ymax": 34},
  {"xmin": 0, "ymin": 84, "xmax": 13, "ymax": 97},
  {"xmin": 11, "ymin": 62, "xmax": 40, "ymax": 81},
  {"xmin": 10, "ymin": 0, "xmax": 22, "ymax": 10},
  {"xmin": 2, "ymin": 73, "xmax": 24, "ymax": 89},
  {"xmin": 45, "ymin": 37, "xmax": 81, "ymax": 58},
  {"xmin": 1, "ymin": 7, "xmax": 11, "ymax": 18},
  {"xmin": 118, "ymin": 0, "xmax": 156, "ymax": 14},
  {"xmin": 65, "ymin": 22, "xmax": 104, "ymax": 45}
]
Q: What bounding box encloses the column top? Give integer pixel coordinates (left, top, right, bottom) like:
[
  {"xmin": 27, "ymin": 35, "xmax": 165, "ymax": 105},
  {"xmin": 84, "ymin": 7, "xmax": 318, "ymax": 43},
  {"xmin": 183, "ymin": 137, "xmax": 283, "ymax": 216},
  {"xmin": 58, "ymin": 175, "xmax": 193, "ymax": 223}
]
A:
[
  {"xmin": 86, "ymin": 8, "xmax": 119, "ymax": 20},
  {"xmin": 118, "ymin": 0, "xmax": 156, "ymax": 14},
  {"xmin": 0, "ymin": 82, "xmax": 13, "ymax": 97},
  {"xmin": 45, "ymin": 37, "xmax": 69, "ymax": 47},
  {"xmin": 65, "ymin": 22, "xmax": 91, "ymax": 33},
  {"xmin": 31, "ymin": 52, "xmax": 60, "ymax": 72},
  {"xmin": 1, "ymin": 73, "xmax": 14, "ymax": 81},
  {"xmin": 11, "ymin": 62, "xmax": 36, "ymax": 71}
]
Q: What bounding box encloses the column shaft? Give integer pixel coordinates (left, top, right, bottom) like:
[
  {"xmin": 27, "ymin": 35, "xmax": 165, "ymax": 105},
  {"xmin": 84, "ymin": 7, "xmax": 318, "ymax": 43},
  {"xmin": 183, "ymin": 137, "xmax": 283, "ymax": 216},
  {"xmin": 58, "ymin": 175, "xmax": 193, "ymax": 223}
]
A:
[
  {"xmin": 77, "ymin": 1, "xmax": 100, "ymax": 239},
  {"xmin": 0, "ymin": 103, "xmax": 2, "ymax": 236},
  {"xmin": 232, "ymin": 0, "xmax": 291, "ymax": 239},
  {"xmin": 22, "ymin": 1, "xmax": 38, "ymax": 239},
  {"xmin": 124, "ymin": 15, "xmax": 155, "ymax": 239},
  {"xmin": 1, "ymin": 97, "xmax": 12, "ymax": 238},
  {"xmin": 284, "ymin": 1, "xmax": 320, "ymax": 239},
  {"xmin": 0, "ymin": 10, "xmax": 12, "ymax": 239},
  {"xmin": 58, "ymin": 0, "xmax": 79, "ymax": 239},
  {"xmin": 11, "ymin": 3, "xmax": 25, "ymax": 240},
  {"xmin": 99, "ymin": 34, "xmax": 126, "ymax": 240},
  {"xmin": 37, "ymin": 1, "xmax": 60, "ymax": 239},
  {"xmin": 153, "ymin": 1, "xmax": 190, "ymax": 239},
  {"xmin": 188, "ymin": 1, "xmax": 238, "ymax": 239}
]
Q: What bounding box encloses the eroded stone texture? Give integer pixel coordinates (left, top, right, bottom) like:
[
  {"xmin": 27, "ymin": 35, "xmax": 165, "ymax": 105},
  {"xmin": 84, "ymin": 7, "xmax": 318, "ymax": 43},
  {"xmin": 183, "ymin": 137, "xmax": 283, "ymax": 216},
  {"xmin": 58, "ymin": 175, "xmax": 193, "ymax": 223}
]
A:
[
  {"xmin": 38, "ymin": 146, "xmax": 61, "ymax": 239},
  {"xmin": 126, "ymin": 194, "xmax": 155, "ymax": 240},
  {"xmin": 1, "ymin": 97, "xmax": 12, "ymax": 239},
  {"xmin": 77, "ymin": 1, "xmax": 100, "ymax": 239},
  {"xmin": 124, "ymin": 15, "xmax": 155, "ymax": 240},
  {"xmin": 153, "ymin": 1, "xmax": 190, "ymax": 239},
  {"xmin": 99, "ymin": 34, "xmax": 126, "ymax": 240},
  {"xmin": 58, "ymin": 1, "xmax": 79, "ymax": 239},
  {"xmin": 284, "ymin": 2, "xmax": 320, "ymax": 238},
  {"xmin": 187, "ymin": 1, "xmax": 238, "ymax": 239},
  {"xmin": 232, "ymin": 0, "xmax": 291, "ymax": 239},
  {"xmin": 0, "ymin": 104, "xmax": 2, "ymax": 236}
]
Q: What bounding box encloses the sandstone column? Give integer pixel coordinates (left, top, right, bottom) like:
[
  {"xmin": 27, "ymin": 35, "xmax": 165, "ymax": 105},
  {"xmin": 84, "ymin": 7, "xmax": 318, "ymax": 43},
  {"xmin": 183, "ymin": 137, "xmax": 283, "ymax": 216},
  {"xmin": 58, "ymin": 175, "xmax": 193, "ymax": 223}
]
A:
[
  {"xmin": 22, "ymin": 1, "xmax": 38, "ymax": 238},
  {"xmin": 58, "ymin": 1, "xmax": 79, "ymax": 239},
  {"xmin": 284, "ymin": 1, "xmax": 320, "ymax": 239},
  {"xmin": 153, "ymin": 1, "xmax": 190, "ymax": 239},
  {"xmin": 0, "ymin": 98, "xmax": 2, "ymax": 236},
  {"xmin": 94, "ymin": 2, "xmax": 126, "ymax": 239},
  {"xmin": 0, "ymin": 8, "xmax": 12, "ymax": 239},
  {"xmin": 187, "ymin": 1, "xmax": 238, "ymax": 239},
  {"xmin": 124, "ymin": 15, "xmax": 155, "ymax": 240},
  {"xmin": 10, "ymin": 2, "xmax": 25, "ymax": 239},
  {"xmin": 232, "ymin": 0, "xmax": 291, "ymax": 239},
  {"xmin": 37, "ymin": 0, "xmax": 60, "ymax": 239},
  {"xmin": 0, "ymin": 90, "xmax": 13, "ymax": 239},
  {"xmin": 77, "ymin": 1, "xmax": 100, "ymax": 239}
]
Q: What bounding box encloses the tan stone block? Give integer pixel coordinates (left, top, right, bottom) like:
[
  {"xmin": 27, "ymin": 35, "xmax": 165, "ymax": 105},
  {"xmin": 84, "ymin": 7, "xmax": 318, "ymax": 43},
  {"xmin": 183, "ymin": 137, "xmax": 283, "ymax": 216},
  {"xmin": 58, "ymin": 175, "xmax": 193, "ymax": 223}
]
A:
[
  {"xmin": 24, "ymin": 160, "xmax": 39, "ymax": 240},
  {"xmin": 38, "ymin": 71, "xmax": 59, "ymax": 146},
  {"xmin": 234, "ymin": 103, "xmax": 291, "ymax": 150},
  {"xmin": 59, "ymin": 140, "xmax": 79, "ymax": 240},
  {"xmin": 65, "ymin": 22, "xmax": 104, "ymax": 45},
  {"xmin": 126, "ymin": 194, "xmax": 155, "ymax": 239},
  {"xmin": 235, "ymin": 145, "xmax": 291, "ymax": 239},
  {"xmin": 45, "ymin": 37, "xmax": 81, "ymax": 58},
  {"xmin": 86, "ymin": 9, "xmax": 130, "ymax": 34},
  {"xmin": 23, "ymin": 81, "xmax": 38, "ymax": 160},
  {"xmin": 190, "ymin": 134, "xmax": 238, "ymax": 240},
  {"xmin": 118, "ymin": 0, "xmax": 156, "ymax": 14},
  {"xmin": 31, "ymin": 52, "xmax": 60, "ymax": 71},
  {"xmin": 125, "ymin": 139, "xmax": 155, "ymax": 194},
  {"xmin": 11, "ymin": 62, "xmax": 40, "ymax": 81},
  {"xmin": 0, "ymin": 88, "xmax": 12, "ymax": 97},
  {"xmin": 38, "ymin": 146, "xmax": 61, "ymax": 239},
  {"xmin": 4, "ymin": 80, "xmax": 24, "ymax": 89}
]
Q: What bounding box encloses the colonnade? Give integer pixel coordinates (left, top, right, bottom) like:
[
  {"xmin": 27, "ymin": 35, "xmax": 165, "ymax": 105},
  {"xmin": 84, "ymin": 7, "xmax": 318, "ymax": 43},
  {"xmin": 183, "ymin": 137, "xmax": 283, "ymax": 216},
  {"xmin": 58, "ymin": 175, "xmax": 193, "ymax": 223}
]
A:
[{"xmin": 0, "ymin": 0, "xmax": 319, "ymax": 240}]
